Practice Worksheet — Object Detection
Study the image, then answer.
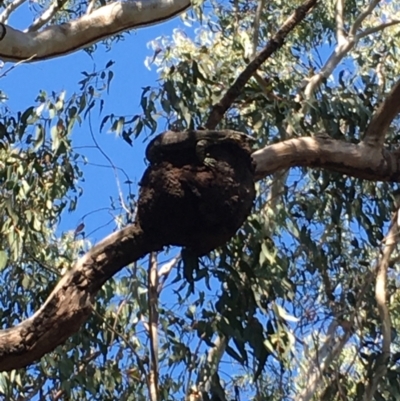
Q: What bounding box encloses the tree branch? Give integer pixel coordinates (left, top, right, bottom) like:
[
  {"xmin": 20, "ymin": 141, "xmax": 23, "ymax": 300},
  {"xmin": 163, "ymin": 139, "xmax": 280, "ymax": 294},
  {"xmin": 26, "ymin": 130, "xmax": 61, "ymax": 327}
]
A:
[
  {"xmin": 302, "ymin": 0, "xmax": 393, "ymax": 100},
  {"xmin": 197, "ymin": 335, "xmax": 227, "ymax": 400},
  {"xmin": 204, "ymin": 0, "xmax": 318, "ymax": 129},
  {"xmin": 251, "ymin": 0, "xmax": 266, "ymax": 57},
  {"xmin": 349, "ymin": 0, "xmax": 380, "ymax": 37},
  {"xmin": 335, "ymin": 0, "xmax": 346, "ymax": 43},
  {"xmin": 4, "ymin": 130, "xmax": 400, "ymax": 371},
  {"xmin": 297, "ymin": 267, "xmax": 373, "ymax": 401},
  {"xmin": 362, "ymin": 79, "xmax": 400, "ymax": 148},
  {"xmin": 0, "ymin": 0, "xmax": 28, "ymax": 24},
  {"xmin": 297, "ymin": 321, "xmax": 345, "ymax": 401},
  {"xmin": 358, "ymin": 20, "xmax": 400, "ymax": 39},
  {"xmin": 25, "ymin": 0, "xmax": 69, "ymax": 33},
  {"xmin": 364, "ymin": 212, "xmax": 398, "ymax": 401},
  {"xmin": 252, "ymin": 134, "xmax": 400, "ymax": 182},
  {"xmin": 148, "ymin": 252, "xmax": 159, "ymax": 401},
  {"xmin": 0, "ymin": 0, "xmax": 190, "ymax": 62},
  {"xmin": 303, "ymin": 39, "xmax": 354, "ymax": 100},
  {"xmin": 0, "ymin": 224, "xmax": 161, "ymax": 371}
]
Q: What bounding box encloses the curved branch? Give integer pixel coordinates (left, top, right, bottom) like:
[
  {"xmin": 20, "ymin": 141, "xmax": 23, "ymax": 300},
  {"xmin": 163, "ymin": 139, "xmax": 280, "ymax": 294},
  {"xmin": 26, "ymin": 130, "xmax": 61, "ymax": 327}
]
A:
[
  {"xmin": 3, "ymin": 132, "xmax": 400, "ymax": 371},
  {"xmin": 0, "ymin": 0, "xmax": 190, "ymax": 62},
  {"xmin": 303, "ymin": 1, "xmax": 393, "ymax": 101},
  {"xmin": 364, "ymin": 212, "xmax": 398, "ymax": 401},
  {"xmin": 0, "ymin": 224, "xmax": 161, "ymax": 371},
  {"xmin": 252, "ymin": 135, "xmax": 400, "ymax": 182},
  {"xmin": 349, "ymin": 0, "xmax": 380, "ymax": 37},
  {"xmin": 363, "ymin": 79, "xmax": 400, "ymax": 148}
]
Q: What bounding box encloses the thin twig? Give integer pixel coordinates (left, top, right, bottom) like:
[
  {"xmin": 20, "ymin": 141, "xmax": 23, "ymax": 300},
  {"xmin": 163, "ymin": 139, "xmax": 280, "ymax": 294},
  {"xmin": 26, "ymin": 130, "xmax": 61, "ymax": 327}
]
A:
[
  {"xmin": 253, "ymin": 73, "xmax": 285, "ymax": 102},
  {"xmin": 185, "ymin": 333, "xmax": 207, "ymax": 401},
  {"xmin": 148, "ymin": 252, "xmax": 159, "ymax": 401},
  {"xmin": 251, "ymin": 0, "xmax": 266, "ymax": 58},
  {"xmin": 204, "ymin": 0, "xmax": 318, "ymax": 129},
  {"xmin": 88, "ymin": 113, "xmax": 131, "ymax": 217},
  {"xmin": 52, "ymin": 350, "xmax": 102, "ymax": 401},
  {"xmin": 109, "ymin": 300, "xmax": 127, "ymax": 344},
  {"xmin": 0, "ymin": 54, "xmax": 36, "ymax": 79},
  {"xmin": 92, "ymin": 308, "xmax": 150, "ymax": 385}
]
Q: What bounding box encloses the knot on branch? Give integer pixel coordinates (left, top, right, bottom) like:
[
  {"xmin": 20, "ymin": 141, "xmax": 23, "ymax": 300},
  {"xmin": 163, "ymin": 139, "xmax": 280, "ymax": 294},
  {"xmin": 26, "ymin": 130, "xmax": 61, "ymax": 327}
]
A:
[{"xmin": 136, "ymin": 130, "xmax": 256, "ymax": 256}]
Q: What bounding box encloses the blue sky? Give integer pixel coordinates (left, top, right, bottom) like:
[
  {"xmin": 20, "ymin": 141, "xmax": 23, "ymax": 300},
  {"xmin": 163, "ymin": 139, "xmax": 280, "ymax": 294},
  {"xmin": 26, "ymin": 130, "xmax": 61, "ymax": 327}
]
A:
[{"xmin": 2, "ymin": 12, "xmax": 190, "ymax": 242}]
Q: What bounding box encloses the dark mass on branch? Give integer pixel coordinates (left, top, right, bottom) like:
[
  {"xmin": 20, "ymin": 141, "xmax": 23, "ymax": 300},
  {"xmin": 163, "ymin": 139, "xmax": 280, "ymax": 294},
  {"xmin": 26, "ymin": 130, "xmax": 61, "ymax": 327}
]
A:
[{"xmin": 136, "ymin": 130, "xmax": 256, "ymax": 257}]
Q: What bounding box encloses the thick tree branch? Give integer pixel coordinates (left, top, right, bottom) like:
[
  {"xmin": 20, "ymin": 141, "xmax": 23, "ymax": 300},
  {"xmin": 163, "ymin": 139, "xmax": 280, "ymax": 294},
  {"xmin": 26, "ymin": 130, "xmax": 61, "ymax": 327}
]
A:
[
  {"xmin": 3, "ymin": 128, "xmax": 400, "ymax": 371},
  {"xmin": 363, "ymin": 79, "xmax": 400, "ymax": 148},
  {"xmin": 252, "ymin": 135, "xmax": 400, "ymax": 182},
  {"xmin": 0, "ymin": 0, "xmax": 190, "ymax": 62},
  {"xmin": 204, "ymin": 0, "xmax": 318, "ymax": 129},
  {"xmin": 1, "ymin": 132, "xmax": 400, "ymax": 371},
  {"xmin": 0, "ymin": 224, "xmax": 161, "ymax": 371}
]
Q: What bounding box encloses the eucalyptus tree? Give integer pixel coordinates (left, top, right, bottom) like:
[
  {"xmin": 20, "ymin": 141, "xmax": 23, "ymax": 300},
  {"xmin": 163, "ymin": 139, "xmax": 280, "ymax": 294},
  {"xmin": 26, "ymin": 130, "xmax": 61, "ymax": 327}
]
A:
[{"xmin": 1, "ymin": 0, "xmax": 400, "ymax": 400}]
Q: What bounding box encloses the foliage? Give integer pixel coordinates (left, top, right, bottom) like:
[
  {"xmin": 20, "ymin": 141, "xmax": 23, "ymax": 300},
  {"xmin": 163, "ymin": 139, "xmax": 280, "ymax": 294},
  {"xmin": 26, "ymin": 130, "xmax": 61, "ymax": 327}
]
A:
[{"xmin": 2, "ymin": 0, "xmax": 400, "ymax": 400}]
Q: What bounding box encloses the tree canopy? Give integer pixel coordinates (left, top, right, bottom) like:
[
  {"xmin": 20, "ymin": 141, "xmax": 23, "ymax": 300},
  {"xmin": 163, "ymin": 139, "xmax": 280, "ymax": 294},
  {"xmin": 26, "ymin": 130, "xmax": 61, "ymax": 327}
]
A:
[{"xmin": 1, "ymin": 0, "xmax": 400, "ymax": 400}]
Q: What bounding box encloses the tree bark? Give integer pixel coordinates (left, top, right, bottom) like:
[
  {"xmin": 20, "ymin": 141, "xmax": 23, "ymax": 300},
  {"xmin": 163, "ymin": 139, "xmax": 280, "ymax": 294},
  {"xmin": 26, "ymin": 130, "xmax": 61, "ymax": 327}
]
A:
[
  {"xmin": 253, "ymin": 135, "xmax": 400, "ymax": 182},
  {"xmin": 0, "ymin": 224, "xmax": 161, "ymax": 371},
  {"xmin": 1, "ymin": 134, "xmax": 400, "ymax": 371},
  {"xmin": 0, "ymin": 0, "xmax": 190, "ymax": 62}
]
